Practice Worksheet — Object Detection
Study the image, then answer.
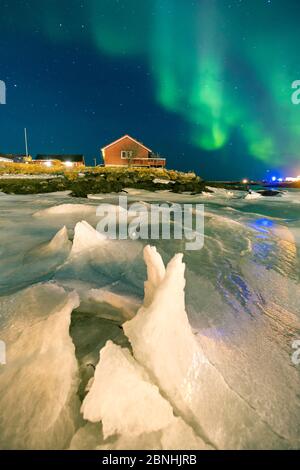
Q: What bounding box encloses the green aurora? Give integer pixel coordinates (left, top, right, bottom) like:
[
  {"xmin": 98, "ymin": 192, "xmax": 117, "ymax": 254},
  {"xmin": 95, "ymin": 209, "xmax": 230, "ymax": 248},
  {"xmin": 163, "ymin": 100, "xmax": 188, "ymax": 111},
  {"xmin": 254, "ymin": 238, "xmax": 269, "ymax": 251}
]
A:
[{"xmin": 1, "ymin": 0, "xmax": 300, "ymax": 176}]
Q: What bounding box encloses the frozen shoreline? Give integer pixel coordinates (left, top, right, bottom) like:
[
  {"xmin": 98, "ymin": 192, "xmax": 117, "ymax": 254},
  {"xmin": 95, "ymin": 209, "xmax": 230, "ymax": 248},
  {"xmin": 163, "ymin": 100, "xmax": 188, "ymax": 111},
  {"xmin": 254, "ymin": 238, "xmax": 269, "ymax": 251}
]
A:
[{"xmin": 0, "ymin": 189, "xmax": 299, "ymax": 449}]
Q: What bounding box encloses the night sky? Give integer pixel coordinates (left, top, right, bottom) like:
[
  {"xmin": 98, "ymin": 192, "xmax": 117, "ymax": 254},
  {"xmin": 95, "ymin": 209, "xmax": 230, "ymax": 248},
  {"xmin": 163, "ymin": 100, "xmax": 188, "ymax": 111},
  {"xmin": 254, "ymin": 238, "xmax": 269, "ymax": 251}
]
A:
[{"xmin": 1, "ymin": 0, "xmax": 300, "ymax": 180}]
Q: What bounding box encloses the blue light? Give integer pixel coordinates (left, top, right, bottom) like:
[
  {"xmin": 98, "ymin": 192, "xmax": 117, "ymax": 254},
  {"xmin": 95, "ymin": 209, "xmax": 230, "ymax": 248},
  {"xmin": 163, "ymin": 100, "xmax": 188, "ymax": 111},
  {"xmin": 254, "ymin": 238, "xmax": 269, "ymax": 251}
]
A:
[
  {"xmin": 250, "ymin": 218, "xmax": 275, "ymax": 233},
  {"xmin": 271, "ymin": 176, "xmax": 277, "ymax": 182}
]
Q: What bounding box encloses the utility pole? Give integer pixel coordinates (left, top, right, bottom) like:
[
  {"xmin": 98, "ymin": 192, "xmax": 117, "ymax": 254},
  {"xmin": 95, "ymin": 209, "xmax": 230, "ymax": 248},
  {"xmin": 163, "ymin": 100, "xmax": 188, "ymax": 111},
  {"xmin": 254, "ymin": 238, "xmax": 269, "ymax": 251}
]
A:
[
  {"xmin": 94, "ymin": 157, "xmax": 97, "ymax": 167},
  {"xmin": 24, "ymin": 128, "xmax": 29, "ymax": 157}
]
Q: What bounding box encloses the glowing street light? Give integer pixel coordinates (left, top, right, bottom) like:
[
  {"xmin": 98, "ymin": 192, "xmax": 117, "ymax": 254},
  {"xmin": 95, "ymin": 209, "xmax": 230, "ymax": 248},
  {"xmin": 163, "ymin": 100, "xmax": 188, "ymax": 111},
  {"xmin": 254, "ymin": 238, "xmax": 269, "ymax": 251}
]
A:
[
  {"xmin": 44, "ymin": 161, "xmax": 52, "ymax": 167},
  {"xmin": 242, "ymin": 179, "xmax": 248, "ymax": 184}
]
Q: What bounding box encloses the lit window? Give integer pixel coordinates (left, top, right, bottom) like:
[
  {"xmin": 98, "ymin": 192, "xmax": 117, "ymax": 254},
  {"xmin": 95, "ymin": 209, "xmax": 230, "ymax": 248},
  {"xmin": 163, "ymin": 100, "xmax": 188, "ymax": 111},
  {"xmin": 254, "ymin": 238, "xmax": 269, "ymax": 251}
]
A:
[{"xmin": 121, "ymin": 151, "xmax": 133, "ymax": 159}]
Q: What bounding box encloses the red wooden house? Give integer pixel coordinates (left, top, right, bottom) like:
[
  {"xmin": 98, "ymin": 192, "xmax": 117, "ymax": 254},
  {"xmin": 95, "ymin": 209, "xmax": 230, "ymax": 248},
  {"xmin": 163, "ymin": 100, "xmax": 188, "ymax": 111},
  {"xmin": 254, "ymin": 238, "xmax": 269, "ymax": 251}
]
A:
[{"xmin": 101, "ymin": 135, "xmax": 166, "ymax": 168}]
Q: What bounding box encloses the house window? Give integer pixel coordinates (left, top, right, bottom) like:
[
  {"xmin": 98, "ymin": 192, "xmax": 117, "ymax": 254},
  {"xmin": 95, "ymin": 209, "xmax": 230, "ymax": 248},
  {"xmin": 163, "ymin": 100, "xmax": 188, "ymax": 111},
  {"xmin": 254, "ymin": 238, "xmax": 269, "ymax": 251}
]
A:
[{"xmin": 121, "ymin": 150, "xmax": 133, "ymax": 159}]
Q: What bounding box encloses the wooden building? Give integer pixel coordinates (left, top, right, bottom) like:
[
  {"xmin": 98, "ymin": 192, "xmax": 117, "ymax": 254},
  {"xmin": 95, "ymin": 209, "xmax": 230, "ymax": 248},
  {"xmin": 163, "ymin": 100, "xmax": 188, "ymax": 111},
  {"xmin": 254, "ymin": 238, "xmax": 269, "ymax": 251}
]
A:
[
  {"xmin": 34, "ymin": 154, "xmax": 85, "ymax": 167},
  {"xmin": 101, "ymin": 135, "xmax": 166, "ymax": 168}
]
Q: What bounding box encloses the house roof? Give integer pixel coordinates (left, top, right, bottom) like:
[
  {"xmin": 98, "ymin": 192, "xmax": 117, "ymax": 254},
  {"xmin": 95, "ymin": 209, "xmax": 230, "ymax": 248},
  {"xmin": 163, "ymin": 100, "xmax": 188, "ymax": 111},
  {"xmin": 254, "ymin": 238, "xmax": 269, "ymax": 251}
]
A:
[
  {"xmin": 36, "ymin": 154, "xmax": 84, "ymax": 162},
  {"xmin": 101, "ymin": 135, "xmax": 152, "ymax": 152}
]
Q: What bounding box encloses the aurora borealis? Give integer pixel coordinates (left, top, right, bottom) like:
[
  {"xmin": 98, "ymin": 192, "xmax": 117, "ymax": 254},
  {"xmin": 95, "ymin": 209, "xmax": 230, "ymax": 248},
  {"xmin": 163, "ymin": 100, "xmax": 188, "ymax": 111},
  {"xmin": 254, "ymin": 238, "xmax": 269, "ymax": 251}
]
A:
[{"xmin": 1, "ymin": 0, "xmax": 300, "ymax": 179}]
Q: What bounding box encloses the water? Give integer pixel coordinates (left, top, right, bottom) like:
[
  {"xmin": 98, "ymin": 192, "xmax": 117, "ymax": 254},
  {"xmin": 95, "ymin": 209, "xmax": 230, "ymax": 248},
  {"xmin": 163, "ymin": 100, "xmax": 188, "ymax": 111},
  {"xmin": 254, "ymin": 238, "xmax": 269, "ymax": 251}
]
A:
[{"xmin": 0, "ymin": 188, "xmax": 299, "ymax": 449}]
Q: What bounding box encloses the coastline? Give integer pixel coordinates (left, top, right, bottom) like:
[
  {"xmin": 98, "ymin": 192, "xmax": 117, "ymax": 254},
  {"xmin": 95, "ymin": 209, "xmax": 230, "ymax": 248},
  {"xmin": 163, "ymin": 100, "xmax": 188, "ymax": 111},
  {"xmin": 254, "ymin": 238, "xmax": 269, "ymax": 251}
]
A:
[{"xmin": 0, "ymin": 166, "xmax": 207, "ymax": 197}]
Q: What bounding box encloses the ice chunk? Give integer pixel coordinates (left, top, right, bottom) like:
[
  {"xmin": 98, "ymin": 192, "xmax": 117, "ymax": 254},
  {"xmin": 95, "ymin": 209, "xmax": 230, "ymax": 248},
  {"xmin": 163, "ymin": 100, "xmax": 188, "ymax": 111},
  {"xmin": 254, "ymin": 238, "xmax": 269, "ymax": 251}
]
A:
[
  {"xmin": 143, "ymin": 245, "xmax": 165, "ymax": 307},
  {"xmin": 245, "ymin": 192, "xmax": 263, "ymax": 200},
  {"xmin": 124, "ymin": 246, "xmax": 287, "ymax": 449},
  {"xmin": 77, "ymin": 288, "xmax": 140, "ymax": 321},
  {"xmin": 70, "ymin": 220, "xmax": 107, "ymax": 255},
  {"xmin": 47, "ymin": 225, "xmax": 71, "ymax": 250},
  {"xmin": 69, "ymin": 423, "xmax": 103, "ymax": 450},
  {"xmin": 81, "ymin": 341, "xmax": 174, "ymax": 438},
  {"xmin": 55, "ymin": 234, "xmax": 145, "ymax": 299},
  {"xmin": 160, "ymin": 418, "xmax": 211, "ymax": 450},
  {"xmin": 0, "ymin": 284, "xmax": 81, "ymax": 449},
  {"xmin": 23, "ymin": 226, "xmax": 71, "ymax": 264},
  {"xmin": 95, "ymin": 417, "xmax": 210, "ymax": 450},
  {"xmin": 33, "ymin": 203, "xmax": 96, "ymax": 217},
  {"xmin": 205, "ymin": 187, "xmax": 235, "ymax": 198},
  {"xmin": 78, "ymin": 339, "xmax": 210, "ymax": 450},
  {"xmin": 71, "ymin": 411, "xmax": 211, "ymax": 450}
]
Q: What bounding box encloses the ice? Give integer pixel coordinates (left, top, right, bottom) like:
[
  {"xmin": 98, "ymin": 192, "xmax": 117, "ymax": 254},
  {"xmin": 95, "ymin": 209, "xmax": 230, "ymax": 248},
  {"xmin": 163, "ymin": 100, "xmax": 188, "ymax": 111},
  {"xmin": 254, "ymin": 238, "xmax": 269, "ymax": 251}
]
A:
[
  {"xmin": 76, "ymin": 287, "xmax": 140, "ymax": 321},
  {"xmin": 143, "ymin": 245, "xmax": 166, "ymax": 307},
  {"xmin": 0, "ymin": 190, "xmax": 300, "ymax": 450},
  {"xmin": 245, "ymin": 191, "xmax": 263, "ymax": 200},
  {"xmin": 0, "ymin": 284, "xmax": 81, "ymax": 449},
  {"xmin": 44, "ymin": 225, "xmax": 71, "ymax": 251},
  {"xmin": 190, "ymin": 261, "xmax": 300, "ymax": 447},
  {"xmin": 81, "ymin": 340, "xmax": 174, "ymax": 438},
  {"xmin": 88, "ymin": 188, "xmax": 208, "ymax": 203},
  {"xmin": 78, "ymin": 340, "xmax": 210, "ymax": 450},
  {"xmin": 124, "ymin": 246, "xmax": 288, "ymax": 449},
  {"xmin": 23, "ymin": 226, "xmax": 71, "ymax": 264},
  {"xmin": 205, "ymin": 186, "xmax": 236, "ymax": 198},
  {"xmin": 94, "ymin": 417, "xmax": 210, "ymax": 450},
  {"xmin": 160, "ymin": 418, "xmax": 211, "ymax": 450},
  {"xmin": 33, "ymin": 203, "xmax": 96, "ymax": 217},
  {"xmin": 0, "ymin": 226, "xmax": 72, "ymax": 295},
  {"xmin": 70, "ymin": 220, "xmax": 107, "ymax": 255},
  {"xmin": 55, "ymin": 226, "xmax": 145, "ymax": 300},
  {"xmin": 69, "ymin": 423, "xmax": 103, "ymax": 450}
]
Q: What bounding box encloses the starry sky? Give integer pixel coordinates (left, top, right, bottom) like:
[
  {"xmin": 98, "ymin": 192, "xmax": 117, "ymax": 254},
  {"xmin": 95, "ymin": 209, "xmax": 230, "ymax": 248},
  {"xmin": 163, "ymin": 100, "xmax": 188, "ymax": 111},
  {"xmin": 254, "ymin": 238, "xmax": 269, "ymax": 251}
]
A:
[{"xmin": 1, "ymin": 0, "xmax": 300, "ymax": 180}]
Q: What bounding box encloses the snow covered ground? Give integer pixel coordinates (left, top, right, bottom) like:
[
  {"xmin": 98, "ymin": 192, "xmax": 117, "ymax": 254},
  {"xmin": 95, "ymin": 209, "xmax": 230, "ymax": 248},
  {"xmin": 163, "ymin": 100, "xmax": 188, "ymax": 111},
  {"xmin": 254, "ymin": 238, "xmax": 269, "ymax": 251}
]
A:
[{"xmin": 0, "ymin": 188, "xmax": 299, "ymax": 449}]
